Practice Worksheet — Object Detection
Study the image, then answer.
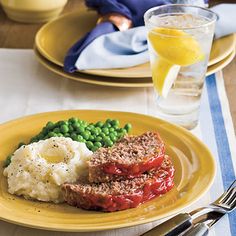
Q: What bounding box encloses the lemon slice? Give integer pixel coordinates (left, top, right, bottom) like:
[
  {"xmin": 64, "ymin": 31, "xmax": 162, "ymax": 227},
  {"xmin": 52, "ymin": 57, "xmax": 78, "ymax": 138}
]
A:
[
  {"xmin": 148, "ymin": 28, "xmax": 204, "ymax": 97},
  {"xmin": 149, "ymin": 28, "xmax": 205, "ymax": 66},
  {"xmin": 152, "ymin": 58, "xmax": 180, "ymax": 98}
]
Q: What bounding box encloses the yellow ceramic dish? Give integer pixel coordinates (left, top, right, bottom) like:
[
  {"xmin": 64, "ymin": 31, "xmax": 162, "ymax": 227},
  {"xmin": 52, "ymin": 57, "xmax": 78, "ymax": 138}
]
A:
[
  {"xmin": 34, "ymin": 47, "xmax": 153, "ymax": 88},
  {"xmin": 1, "ymin": 0, "xmax": 68, "ymax": 23},
  {"xmin": 207, "ymin": 49, "xmax": 236, "ymax": 75},
  {"xmin": 0, "ymin": 110, "xmax": 215, "ymax": 232},
  {"xmin": 35, "ymin": 7, "xmax": 236, "ymax": 78},
  {"xmin": 34, "ymin": 47, "xmax": 234, "ymax": 88}
]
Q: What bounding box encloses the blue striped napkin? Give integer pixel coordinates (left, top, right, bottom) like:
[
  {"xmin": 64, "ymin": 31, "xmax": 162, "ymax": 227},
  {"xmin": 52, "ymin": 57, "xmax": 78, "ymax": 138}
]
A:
[{"xmin": 198, "ymin": 73, "xmax": 236, "ymax": 235}]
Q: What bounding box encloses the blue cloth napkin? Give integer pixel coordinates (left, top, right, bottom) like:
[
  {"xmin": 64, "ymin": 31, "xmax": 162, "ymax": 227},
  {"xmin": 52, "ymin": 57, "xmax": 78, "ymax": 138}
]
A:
[
  {"xmin": 211, "ymin": 4, "xmax": 236, "ymax": 39},
  {"xmin": 64, "ymin": 2, "xmax": 236, "ymax": 71},
  {"xmin": 75, "ymin": 26, "xmax": 149, "ymax": 70},
  {"xmin": 64, "ymin": 0, "xmax": 171, "ymax": 73}
]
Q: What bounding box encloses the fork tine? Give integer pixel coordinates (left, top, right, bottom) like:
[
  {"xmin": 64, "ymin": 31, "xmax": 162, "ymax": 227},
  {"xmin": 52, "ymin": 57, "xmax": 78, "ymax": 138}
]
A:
[
  {"xmin": 231, "ymin": 195, "xmax": 236, "ymax": 209},
  {"xmin": 214, "ymin": 180, "xmax": 236, "ymax": 208},
  {"xmin": 222, "ymin": 188, "xmax": 236, "ymax": 205},
  {"xmin": 227, "ymin": 189, "xmax": 236, "ymax": 207},
  {"xmin": 228, "ymin": 179, "xmax": 236, "ymax": 189}
]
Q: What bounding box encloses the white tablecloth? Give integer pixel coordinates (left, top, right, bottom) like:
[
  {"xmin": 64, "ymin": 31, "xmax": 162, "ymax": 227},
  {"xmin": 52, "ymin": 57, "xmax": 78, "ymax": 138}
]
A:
[{"xmin": 0, "ymin": 49, "xmax": 235, "ymax": 236}]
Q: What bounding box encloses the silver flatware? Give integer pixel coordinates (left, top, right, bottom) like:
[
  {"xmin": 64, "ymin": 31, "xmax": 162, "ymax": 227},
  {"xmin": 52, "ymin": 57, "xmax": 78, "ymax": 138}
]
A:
[{"xmin": 140, "ymin": 180, "xmax": 236, "ymax": 236}]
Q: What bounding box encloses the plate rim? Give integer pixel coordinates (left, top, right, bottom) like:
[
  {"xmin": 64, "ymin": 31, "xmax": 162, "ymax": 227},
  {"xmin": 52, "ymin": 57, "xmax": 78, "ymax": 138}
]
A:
[
  {"xmin": 208, "ymin": 34, "xmax": 236, "ymax": 66},
  {"xmin": 0, "ymin": 109, "xmax": 216, "ymax": 232},
  {"xmin": 34, "ymin": 47, "xmax": 153, "ymax": 87},
  {"xmin": 206, "ymin": 48, "xmax": 236, "ymax": 76}
]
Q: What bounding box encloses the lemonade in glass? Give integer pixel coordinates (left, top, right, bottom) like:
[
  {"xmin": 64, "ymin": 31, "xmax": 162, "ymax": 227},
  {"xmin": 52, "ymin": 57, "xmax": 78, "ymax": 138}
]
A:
[{"xmin": 144, "ymin": 5, "xmax": 217, "ymax": 129}]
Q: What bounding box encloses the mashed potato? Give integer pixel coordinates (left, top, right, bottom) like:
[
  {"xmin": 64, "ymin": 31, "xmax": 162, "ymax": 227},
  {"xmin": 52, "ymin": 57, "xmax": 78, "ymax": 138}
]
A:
[{"xmin": 3, "ymin": 137, "xmax": 93, "ymax": 203}]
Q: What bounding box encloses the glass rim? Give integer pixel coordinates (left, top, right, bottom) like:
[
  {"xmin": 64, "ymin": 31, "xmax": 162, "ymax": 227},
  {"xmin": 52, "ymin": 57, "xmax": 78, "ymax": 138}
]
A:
[{"xmin": 144, "ymin": 4, "xmax": 219, "ymax": 31}]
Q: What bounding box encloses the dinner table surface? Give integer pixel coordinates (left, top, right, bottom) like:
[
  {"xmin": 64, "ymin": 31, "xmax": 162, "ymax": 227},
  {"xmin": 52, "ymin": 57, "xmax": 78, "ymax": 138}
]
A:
[{"xmin": 0, "ymin": 0, "xmax": 235, "ymax": 132}]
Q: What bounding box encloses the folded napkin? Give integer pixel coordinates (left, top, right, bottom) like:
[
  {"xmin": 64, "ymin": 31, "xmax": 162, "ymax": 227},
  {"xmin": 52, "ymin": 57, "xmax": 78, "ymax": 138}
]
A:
[
  {"xmin": 64, "ymin": 2, "xmax": 236, "ymax": 72},
  {"xmin": 64, "ymin": 0, "xmax": 171, "ymax": 72},
  {"xmin": 211, "ymin": 4, "xmax": 236, "ymax": 39}
]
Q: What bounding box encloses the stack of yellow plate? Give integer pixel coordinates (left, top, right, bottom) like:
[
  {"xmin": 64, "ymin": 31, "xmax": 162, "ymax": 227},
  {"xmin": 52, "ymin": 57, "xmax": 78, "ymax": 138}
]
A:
[{"xmin": 34, "ymin": 7, "xmax": 236, "ymax": 88}]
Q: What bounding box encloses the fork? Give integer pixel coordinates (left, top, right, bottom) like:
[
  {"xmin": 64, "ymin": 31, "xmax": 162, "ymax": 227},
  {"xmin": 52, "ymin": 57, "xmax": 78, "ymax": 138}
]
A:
[
  {"xmin": 183, "ymin": 179, "xmax": 236, "ymax": 236},
  {"xmin": 140, "ymin": 180, "xmax": 236, "ymax": 236}
]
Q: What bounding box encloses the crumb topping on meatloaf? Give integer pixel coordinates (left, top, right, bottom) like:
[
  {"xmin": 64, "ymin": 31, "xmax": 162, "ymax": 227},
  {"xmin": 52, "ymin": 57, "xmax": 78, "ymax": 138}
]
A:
[
  {"xmin": 89, "ymin": 131, "xmax": 165, "ymax": 165},
  {"xmin": 64, "ymin": 155, "xmax": 173, "ymax": 196}
]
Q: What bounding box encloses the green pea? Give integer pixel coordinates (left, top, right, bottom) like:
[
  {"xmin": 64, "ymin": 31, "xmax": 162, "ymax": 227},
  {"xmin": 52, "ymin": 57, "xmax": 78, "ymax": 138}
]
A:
[
  {"xmin": 48, "ymin": 132, "xmax": 56, "ymax": 138},
  {"xmin": 100, "ymin": 133, "xmax": 106, "ymax": 138},
  {"xmin": 72, "ymin": 122, "xmax": 80, "ymax": 129},
  {"xmin": 89, "ymin": 135, "xmax": 95, "ymax": 141},
  {"xmin": 60, "ymin": 121, "xmax": 68, "ymax": 126},
  {"xmin": 95, "ymin": 136, "xmax": 102, "ymax": 142},
  {"xmin": 4, "ymin": 155, "xmax": 12, "ymax": 167},
  {"xmin": 46, "ymin": 121, "xmax": 54, "ymax": 130},
  {"xmin": 42, "ymin": 127, "xmax": 48, "ymax": 135},
  {"xmin": 76, "ymin": 126, "xmax": 85, "ymax": 134},
  {"xmin": 109, "ymin": 133, "xmax": 117, "ymax": 142},
  {"xmin": 86, "ymin": 130, "xmax": 91, "ymax": 136},
  {"xmin": 54, "ymin": 121, "xmax": 61, "ymax": 127},
  {"xmin": 117, "ymin": 128, "xmax": 123, "ymax": 132},
  {"xmin": 68, "ymin": 125, "xmax": 74, "ymax": 132},
  {"xmin": 81, "ymin": 131, "xmax": 90, "ymax": 140},
  {"xmin": 87, "ymin": 124, "xmax": 95, "ymax": 130},
  {"xmin": 94, "ymin": 142, "xmax": 102, "ymax": 148},
  {"xmin": 71, "ymin": 132, "xmax": 77, "ymax": 140},
  {"xmin": 37, "ymin": 133, "xmax": 44, "ymax": 140},
  {"xmin": 111, "ymin": 119, "xmax": 119, "ymax": 126},
  {"xmin": 91, "ymin": 128, "xmax": 99, "ymax": 135},
  {"xmin": 91, "ymin": 146, "xmax": 98, "ymax": 152},
  {"xmin": 102, "ymin": 127, "xmax": 109, "ymax": 135},
  {"xmin": 105, "ymin": 139, "xmax": 113, "ymax": 147},
  {"xmin": 103, "ymin": 136, "xmax": 111, "ymax": 143},
  {"xmin": 81, "ymin": 120, "xmax": 88, "ymax": 126},
  {"xmin": 106, "ymin": 118, "xmax": 112, "ymax": 124},
  {"xmin": 57, "ymin": 133, "xmax": 63, "ymax": 137},
  {"xmin": 103, "ymin": 123, "xmax": 111, "ymax": 128},
  {"xmin": 96, "ymin": 127, "xmax": 102, "ymax": 133},
  {"xmin": 53, "ymin": 127, "xmax": 60, "ymax": 133},
  {"xmin": 77, "ymin": 135, "xmax": 84, "ymax": 142},
  {"xmin": 31, "ymin": 137, "xmax": 39, "ymax": 143},
  {"xmin": 60, "ymin": 124, "xmax": 69, "ymax": 134},
  {"xmin": 86, "ymin": 141, "xmax": 94, "ymax": 149},
  {"xmin": 117, "ymin": 132, "xmax": 124, "ymax": 139},
  {"xmin": 109, "ymin": 127, "xmax": 115, "ymax": 132},
  {"xmin": 68, "ymin": 117, "xmax": 78, "ymax": 124},
  {"xmin": 124, "ymin": 123, "xmax": 132, "ymax": 132},
  {"xmin": 113, "ymin": 124, "xmax": 119, "ymax": 130},
  {"xmin": 120, "ymin": 128, "xmax": 127, "ymax": 134},
  {"xmin": 95, "ymin": 121, "xmax": 103, "ymax": 128},
  {"xmin": 64, "ymin": 133, "xmax": 70, "ymax": 137},
  {"xmin": 77, "ymin": 119, "xmax": 82, "ymax": 124}
]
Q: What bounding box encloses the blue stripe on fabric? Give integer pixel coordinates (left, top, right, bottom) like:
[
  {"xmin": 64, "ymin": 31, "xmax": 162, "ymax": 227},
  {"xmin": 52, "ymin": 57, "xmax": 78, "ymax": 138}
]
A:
[
  {"xmin": 206, "ymin": 74, "xmax": 236, "ymax": 235},
  {"xmin": 200, "ymin": 84, "xmax": 231, "ymax": 236}
]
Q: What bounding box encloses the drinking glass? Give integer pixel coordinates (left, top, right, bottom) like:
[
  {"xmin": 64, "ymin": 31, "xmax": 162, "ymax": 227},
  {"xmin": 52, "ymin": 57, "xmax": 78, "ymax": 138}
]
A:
[{"xmin": 144, "ymin": 5, "xmax": 217, "ymax": 129}]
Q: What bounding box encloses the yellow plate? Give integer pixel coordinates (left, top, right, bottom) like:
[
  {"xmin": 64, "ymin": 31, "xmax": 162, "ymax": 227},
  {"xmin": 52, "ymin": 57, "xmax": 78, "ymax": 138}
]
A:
[
  {"xmin": 207, "ymin": 49, "xmax": 236, "ymax": 75},
  {"xmin": 34, "ymin": 47, "xmax": 153, "ymax": 87},
  {"xmin": 0, "ymin": 110, "xmax": 215, "ymax": 232},
  {"xmin": 35, "ymin": 7, "xmax": 236, "ymax": 78},
  {"xmin": 34, "ymin": 47, "xmax": 234, "ymax": 88}
]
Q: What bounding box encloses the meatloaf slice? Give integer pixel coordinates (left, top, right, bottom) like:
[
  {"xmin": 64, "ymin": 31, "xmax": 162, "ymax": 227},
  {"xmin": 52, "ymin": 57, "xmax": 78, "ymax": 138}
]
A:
[
  {"xmin": 62, "ymin": 155, "xmax": 174, "ymax": 212},
  {"xmin": 89, "ymin": 131, "xmax": 165, "ymax": 183}
]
